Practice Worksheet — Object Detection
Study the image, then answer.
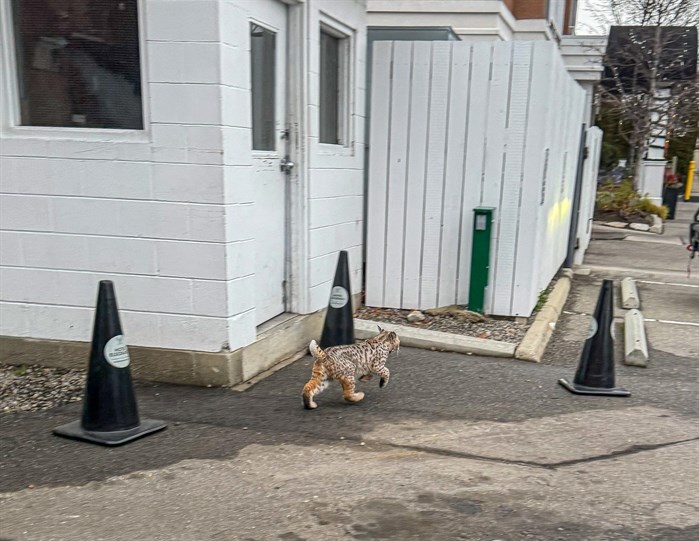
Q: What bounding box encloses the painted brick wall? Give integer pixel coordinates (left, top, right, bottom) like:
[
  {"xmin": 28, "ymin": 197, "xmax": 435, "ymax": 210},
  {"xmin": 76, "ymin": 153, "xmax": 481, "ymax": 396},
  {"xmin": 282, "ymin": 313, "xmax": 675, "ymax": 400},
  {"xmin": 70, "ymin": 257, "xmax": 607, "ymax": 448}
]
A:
[
  {"xmin": 307, "ymin": 0, "xmax": 366, "ymax": 313},
  {"xmin": 0, "ymin": 0, "xmax": 232, "ymax": 353},
  {"xmin": 512, "ymin": 0, "xmax": 546, "ymax": 20}
]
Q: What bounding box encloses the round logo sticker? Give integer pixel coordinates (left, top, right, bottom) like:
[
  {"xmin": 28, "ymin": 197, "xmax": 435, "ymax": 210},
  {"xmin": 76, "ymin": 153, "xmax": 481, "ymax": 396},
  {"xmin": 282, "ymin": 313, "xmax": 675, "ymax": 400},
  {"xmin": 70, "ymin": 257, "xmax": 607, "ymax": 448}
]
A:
[
  {"xmin": 329, "ymin": 286, "xmax": 349, "ymax": 309},
  {"xmin": 104, "ymin": 335, "xmax": 130, "ymax": 368},
  {"xmin": 586, "ymin": 317, "xmax": 598, "ymax": 339}
]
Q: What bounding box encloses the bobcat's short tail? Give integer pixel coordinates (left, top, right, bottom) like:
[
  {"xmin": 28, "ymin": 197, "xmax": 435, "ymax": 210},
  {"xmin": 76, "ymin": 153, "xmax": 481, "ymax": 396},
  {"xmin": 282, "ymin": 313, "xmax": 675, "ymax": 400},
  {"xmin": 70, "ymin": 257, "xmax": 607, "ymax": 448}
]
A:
[
  {"xmin": 309, "ymin": 339, "xmax": 327, "ymax": 361},
  {"xmin": 303, "ymin": 340, "xmax": 329, "ymax": 410}
]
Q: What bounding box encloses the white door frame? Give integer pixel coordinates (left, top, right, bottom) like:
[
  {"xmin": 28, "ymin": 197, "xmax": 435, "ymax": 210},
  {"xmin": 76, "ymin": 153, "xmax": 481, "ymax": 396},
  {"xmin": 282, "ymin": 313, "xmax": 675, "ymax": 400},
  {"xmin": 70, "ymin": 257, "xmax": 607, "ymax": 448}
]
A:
[{"xmin": 284, "ymin": 0, "xmax": 310, "ymax": 315}]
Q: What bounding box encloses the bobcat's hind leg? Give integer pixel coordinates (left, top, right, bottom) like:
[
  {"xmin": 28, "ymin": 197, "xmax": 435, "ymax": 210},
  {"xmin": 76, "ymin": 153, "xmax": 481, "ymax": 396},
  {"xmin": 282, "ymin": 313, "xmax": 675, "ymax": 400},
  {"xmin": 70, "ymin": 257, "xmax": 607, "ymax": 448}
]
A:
[
  {"xmin": 302, "ymin": 361, "xmax": 330, "ymax": 410},
  {"xmin": 339, "ymin": 376, "xmax": 365, "ymax": 403},
  {"xmin": 376, "ymin": 366, "xmax": 390, "ymax": 388}
]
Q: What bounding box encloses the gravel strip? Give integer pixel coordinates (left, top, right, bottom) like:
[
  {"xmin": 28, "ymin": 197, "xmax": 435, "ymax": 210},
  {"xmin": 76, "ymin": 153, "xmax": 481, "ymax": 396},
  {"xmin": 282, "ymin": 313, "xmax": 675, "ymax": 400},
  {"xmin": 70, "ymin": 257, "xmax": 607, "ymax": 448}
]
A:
[
  {"xmin": 0, "ymin": 365, "xmax": 85, "ymax": 414},
  {"xmin": 354, "ymin": 306, "xmax": 530, "ymax": 344}
]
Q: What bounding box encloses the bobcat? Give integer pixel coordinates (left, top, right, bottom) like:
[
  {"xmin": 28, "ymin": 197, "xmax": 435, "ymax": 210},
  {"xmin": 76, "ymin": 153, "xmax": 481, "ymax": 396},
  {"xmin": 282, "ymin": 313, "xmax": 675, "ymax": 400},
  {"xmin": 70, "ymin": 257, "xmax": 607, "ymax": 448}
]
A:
[{"xmin": 302, "ymin": 327, "xmax": 400, "ymax": 410}]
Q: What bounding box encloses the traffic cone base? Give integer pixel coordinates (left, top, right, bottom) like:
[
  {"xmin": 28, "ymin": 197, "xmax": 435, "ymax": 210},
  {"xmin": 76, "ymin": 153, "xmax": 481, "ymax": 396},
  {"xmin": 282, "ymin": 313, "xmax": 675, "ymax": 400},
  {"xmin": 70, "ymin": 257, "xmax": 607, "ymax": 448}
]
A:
[
  {"xmin": 558, "ymin": 378, "xmax": 630, "ymax": 397},
  {"xmin": 54, "ymin": 418, "xmax": 167, "ymax": 447}
]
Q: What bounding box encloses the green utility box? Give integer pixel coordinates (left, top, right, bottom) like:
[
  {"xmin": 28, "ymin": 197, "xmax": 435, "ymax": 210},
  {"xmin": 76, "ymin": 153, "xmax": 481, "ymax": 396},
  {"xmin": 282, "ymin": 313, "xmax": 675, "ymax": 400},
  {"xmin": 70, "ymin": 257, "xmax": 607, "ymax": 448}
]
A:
[{"xmin": 468, "ymin": 207, "xmax": 495, "ymax": 314}]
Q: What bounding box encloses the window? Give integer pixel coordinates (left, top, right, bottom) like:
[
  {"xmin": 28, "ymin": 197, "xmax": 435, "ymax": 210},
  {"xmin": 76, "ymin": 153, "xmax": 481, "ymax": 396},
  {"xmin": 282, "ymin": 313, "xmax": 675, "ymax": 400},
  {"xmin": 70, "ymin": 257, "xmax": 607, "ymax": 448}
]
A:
[
  {"xmin": 319, "ymin": 28, "xmax": 348, "ymax": 145},
  {"xmin": 10, "ymin": 0, "xmax": 143, "ymax": 130},
  {"xmin": 250, "ymin": 23, "xmax": 276, "ymax": 151}
]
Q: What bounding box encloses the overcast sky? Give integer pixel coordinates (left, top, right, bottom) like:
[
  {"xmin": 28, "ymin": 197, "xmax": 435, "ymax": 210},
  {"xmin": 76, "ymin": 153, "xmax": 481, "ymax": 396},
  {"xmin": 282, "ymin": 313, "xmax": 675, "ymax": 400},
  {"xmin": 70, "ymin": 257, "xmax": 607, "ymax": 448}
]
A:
[{"xmin": 575, "ymin": 0, "xmax": 610, "ymax": 35}]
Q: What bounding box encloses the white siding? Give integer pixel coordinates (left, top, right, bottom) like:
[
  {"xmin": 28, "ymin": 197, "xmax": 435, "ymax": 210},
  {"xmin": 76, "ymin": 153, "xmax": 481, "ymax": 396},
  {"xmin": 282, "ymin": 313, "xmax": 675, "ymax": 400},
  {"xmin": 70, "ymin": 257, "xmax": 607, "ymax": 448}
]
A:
[
  {"xmin": 0, "ymin": 1, "xmax": 231, "ymax": 352},
  {"xmin": 0, "ymin": 0, "xmax": 367, "ymax": 354}
]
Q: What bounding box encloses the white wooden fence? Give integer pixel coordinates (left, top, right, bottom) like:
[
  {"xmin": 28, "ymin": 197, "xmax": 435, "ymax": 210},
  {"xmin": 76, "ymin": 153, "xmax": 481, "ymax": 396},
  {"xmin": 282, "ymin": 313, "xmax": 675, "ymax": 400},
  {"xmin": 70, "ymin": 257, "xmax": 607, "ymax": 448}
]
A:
[{"xmin": 366, "ymin": 41, "xmax": 589, "ymax": 316}]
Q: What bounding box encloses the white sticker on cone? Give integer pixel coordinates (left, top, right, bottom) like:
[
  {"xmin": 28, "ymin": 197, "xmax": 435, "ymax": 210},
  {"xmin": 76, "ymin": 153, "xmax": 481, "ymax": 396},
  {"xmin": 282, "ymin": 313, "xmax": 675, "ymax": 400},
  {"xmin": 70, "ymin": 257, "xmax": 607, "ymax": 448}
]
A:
[
  {"xmin": 329, "ymin": 286, "xmax": 349, "ymax": 309},
  {"xmin": 587, "ymin": 317, "xmax": 598, "ymax": 339},
  {"xmin": 104, "ymin": 335, "xmax": 130, "ymax": 368}
]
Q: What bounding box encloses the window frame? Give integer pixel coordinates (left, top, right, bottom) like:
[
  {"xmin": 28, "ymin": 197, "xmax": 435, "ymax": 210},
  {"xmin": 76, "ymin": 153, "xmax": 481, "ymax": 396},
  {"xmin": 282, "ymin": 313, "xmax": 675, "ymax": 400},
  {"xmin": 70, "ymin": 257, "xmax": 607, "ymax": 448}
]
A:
[
  {"xmin": 0, "ymin": 0, "xmax": 151, "ymax": 142},
  {"xmin": 318, "ymin": 16, "xmax": 353, "ymax": 150}
]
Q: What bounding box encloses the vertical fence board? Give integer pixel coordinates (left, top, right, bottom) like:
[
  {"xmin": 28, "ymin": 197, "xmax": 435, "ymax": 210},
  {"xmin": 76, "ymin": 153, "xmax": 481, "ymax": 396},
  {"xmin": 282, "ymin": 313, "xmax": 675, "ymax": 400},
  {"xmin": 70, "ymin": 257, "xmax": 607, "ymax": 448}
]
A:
[
  {"xmin": 365, "ymin": 42, "xmax": 393, "ymax": 307},
  {"xmin": 492, "ymin": 42, "xmax": 532, "ymax": 315},
  {"xmin": 438, "ymin": 43, "xmax": 472, "ymax": 307},
  {"xmin": 457, "ymin": 42, "xmax": 492, "ymax": 305},
  {"xmin": 419, "ymin": 42, "xmax": 452, "ymax": 309},
  {"xmin": 512, "ymin": 42, "xmax": 554, "ymax": 315},
  {"xmin": 401, "ymin": 42, "xmax": 432, "ymax": 309},
  {"xmin": 481, "ymin": 42, "xmax": 513, "ymax": 313},
  {"xmin": 383, "ymin": 42, "xmax": 413, "ymax": 308}
]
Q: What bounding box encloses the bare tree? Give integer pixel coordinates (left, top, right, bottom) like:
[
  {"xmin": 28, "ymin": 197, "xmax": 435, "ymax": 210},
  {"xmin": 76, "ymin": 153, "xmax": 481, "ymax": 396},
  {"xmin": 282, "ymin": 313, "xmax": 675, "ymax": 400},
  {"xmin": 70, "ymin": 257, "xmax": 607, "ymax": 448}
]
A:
[
  {"xmin": 585, "ymin": 0, "xmax": 699, "ymax": 179},
  {"xmin": 583, "ymin": 0, "xmax": 699, "ymax": 30}
]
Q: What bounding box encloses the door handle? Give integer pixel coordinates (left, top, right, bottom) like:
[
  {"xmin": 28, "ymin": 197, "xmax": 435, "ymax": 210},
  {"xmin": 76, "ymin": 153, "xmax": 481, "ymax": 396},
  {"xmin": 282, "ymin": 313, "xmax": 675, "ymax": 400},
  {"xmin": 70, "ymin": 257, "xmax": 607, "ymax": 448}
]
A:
[{"xmin": 280, "ymin": 156, "xmax": 294, "ymax": 174}]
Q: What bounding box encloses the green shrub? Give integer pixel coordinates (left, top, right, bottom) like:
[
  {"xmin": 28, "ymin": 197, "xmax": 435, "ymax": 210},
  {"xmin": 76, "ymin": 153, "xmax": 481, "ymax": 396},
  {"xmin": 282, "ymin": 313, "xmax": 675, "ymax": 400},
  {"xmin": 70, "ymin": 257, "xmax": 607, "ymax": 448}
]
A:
[
  {"xmin": 596, "ymin": 179, "xmax": 667, "ymax": 220},
  {"xmin": 637, "ymin": 198, "xmax": 668, "ymax": 220}
]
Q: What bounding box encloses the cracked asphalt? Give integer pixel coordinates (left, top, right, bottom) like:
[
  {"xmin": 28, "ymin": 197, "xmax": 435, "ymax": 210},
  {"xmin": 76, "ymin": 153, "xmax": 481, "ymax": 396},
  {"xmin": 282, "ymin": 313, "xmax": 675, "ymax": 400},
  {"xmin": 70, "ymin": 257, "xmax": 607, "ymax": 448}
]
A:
[{"xmin": 1, "ymin": 337, "xmax": 698, "ymax": 540}]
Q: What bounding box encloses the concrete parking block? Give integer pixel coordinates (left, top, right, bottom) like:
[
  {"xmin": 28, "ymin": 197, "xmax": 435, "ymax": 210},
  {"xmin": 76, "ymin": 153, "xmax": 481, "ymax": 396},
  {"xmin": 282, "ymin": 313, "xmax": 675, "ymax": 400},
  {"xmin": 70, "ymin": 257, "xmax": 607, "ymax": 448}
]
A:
[
  {"xmin": 621, "ymin": 277, "xmax": 640, "ymax": 309},
  {"xmin": 624, "ymin": 309, "xmax": 649, "ymax": 367}
]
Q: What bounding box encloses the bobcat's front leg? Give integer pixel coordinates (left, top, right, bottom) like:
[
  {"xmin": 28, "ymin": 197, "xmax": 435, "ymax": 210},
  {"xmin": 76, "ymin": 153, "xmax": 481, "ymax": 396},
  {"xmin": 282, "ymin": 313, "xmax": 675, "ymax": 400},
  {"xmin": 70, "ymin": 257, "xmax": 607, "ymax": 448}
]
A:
[
  {"xmin": 339, "ymin": 376, "xmax": 365, "ymax": 403},
  {"xmin": 376, "ymin": 366, "xmax": 390, "ymax": 388}
]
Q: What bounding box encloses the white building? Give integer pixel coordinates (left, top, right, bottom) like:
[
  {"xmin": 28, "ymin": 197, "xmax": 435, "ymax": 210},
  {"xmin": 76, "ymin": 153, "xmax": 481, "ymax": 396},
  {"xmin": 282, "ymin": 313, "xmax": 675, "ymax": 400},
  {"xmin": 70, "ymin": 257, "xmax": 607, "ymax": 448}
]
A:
[
  {"xmin": 367, "ymin": 0, "xmax": 575, "ymax": 42},
  {"xmin": 0, "ymin": 0, "xmax": 367, "ymax": 385}
]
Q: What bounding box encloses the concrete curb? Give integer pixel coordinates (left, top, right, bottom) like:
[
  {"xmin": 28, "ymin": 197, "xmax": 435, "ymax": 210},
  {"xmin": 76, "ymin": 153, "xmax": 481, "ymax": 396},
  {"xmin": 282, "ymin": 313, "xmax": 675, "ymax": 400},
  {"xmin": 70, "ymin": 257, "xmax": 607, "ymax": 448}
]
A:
[
  {"xmin": 621, "ymin": 277, "xmax": 640, "ymax": 309},
  {"xmin": 624, "ymin": 309, "xmax": 649, "ymax": 367},
  {"xmin": 514, "ymin": 269, "xmax": 573, "ymax": 363},
  {"xmin": 354, "ymin": 319, "xmax": 516, "ymax": 358}
]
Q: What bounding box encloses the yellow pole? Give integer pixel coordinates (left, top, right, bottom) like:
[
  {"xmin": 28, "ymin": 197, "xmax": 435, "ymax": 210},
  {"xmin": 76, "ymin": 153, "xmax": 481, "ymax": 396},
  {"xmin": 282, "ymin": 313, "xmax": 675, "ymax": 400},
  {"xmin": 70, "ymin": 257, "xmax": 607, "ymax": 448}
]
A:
[{"xmin": 685, "ymin": 160, "xmax": 696, "ymax": 201}]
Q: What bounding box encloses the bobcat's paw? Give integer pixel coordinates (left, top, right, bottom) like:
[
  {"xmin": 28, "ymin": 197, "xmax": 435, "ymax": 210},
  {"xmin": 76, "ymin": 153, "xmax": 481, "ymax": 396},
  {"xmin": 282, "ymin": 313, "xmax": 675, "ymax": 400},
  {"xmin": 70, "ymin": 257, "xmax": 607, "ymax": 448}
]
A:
[
  {"xmin": 345, "ymin": 391, "xmax": 365, "ymax": 403},
  {"xmin": 303, "ymin": 395, "xmax": 318, "ymax": 410}
]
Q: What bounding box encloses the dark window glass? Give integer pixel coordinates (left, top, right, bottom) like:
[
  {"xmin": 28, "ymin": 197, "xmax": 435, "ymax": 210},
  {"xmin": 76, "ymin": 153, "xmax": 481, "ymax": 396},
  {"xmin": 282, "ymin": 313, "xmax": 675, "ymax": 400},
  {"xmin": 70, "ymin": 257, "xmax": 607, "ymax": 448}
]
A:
[
  {"xmin": 11, "ymin": 0, "xmax": 143, "ymax": 129},
  {"xmin": 250, "ymin": 23, "xmax": 276, "ymax": 151},
  {"xmin": 319, "ymin": 30, "xmax": 340, "ymax": 144}
]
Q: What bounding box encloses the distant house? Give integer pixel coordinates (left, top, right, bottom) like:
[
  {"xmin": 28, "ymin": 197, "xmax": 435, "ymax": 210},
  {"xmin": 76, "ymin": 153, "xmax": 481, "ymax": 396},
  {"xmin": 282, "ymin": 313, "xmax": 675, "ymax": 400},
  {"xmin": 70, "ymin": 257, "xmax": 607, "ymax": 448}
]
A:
[
  {"xmin": 0, "ymin": 0, "xmax": 367, "ymax": 386},
  {"xmin": 367, "ymin": 0, "xmax": 578, "ymax": 42}
]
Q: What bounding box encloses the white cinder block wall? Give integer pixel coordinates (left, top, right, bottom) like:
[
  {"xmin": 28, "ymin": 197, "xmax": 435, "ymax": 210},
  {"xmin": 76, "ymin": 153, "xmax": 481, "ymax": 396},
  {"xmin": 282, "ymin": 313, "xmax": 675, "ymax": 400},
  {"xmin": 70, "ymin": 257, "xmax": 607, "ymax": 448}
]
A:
[
  {"xmin": 0, "ymin": 0, "xmax": 230, "ymax": 353},
  {"xmin": 0, "ymin": 0, "xmax": 367, "ymax": 354}
]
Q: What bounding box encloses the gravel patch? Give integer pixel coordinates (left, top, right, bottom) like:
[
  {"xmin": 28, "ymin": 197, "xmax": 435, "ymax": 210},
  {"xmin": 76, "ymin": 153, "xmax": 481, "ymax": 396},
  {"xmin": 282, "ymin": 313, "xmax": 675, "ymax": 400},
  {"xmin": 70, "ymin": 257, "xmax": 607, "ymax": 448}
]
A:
[
  {"xmin": 0, "ymin": 365, "xmax": 84, "ymax": 414},
  {"xmin": 354, "ymin": 306, "xmax": 530, "ymax": 344}
]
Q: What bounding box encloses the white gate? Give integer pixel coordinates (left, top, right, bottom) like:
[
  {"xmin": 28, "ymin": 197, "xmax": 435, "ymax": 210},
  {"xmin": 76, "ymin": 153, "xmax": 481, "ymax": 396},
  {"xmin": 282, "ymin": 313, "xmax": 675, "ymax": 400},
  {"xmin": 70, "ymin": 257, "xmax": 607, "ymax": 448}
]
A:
[
  {"xmin": 366, "ymin": 41, "xmax": 587, "ymax": 316},
  {"xmin": 574, "ymin": 126, "xmax": 603, "ymax": 266}
]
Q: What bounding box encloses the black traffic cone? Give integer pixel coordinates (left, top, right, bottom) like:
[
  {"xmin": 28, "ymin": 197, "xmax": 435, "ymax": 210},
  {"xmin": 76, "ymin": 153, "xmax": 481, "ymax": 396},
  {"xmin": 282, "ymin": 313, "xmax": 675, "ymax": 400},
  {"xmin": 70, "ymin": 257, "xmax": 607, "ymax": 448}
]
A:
[
  {"xmin": 558, "ymin": 279, "xmax": 630, "ymax": 397},
  {"xmin": 319, "ymin": 250, "xmax": 355, "ymax": 348},
  {"xmin": 54, "ymin": 281, "xmax": 167, "ymax": 445}
]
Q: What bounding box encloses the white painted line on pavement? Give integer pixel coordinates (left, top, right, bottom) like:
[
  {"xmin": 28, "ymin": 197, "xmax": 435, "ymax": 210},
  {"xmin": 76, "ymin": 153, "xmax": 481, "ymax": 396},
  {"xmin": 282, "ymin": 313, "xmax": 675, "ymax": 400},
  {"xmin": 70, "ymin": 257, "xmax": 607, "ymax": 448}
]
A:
[
  {"xmin": 637, "ymin": 280, "xmax": 699, "ymax": 288},
  {"xmin": 563, "ymin": 310, "xmax": 699, "ymax": 327},
  {"xmin": 643, "ymin": 318, "xmax": 699, "ymax": 327}
]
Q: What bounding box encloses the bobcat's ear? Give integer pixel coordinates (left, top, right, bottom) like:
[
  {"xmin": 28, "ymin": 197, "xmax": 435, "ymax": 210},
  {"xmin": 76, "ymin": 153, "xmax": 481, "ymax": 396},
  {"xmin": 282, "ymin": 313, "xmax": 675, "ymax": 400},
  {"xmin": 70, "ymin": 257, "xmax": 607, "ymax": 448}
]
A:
[{"xmin": 377, "ymin": 325, "xmax": 384, "ymax": 333}]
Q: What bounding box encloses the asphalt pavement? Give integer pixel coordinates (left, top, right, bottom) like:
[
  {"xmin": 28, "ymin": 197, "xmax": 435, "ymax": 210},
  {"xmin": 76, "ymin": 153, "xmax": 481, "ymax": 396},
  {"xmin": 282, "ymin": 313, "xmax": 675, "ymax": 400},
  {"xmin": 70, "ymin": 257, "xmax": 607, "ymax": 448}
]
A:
[{"xmin": 1, "ymin": 204, "xmax": 698, "ymax": 541}]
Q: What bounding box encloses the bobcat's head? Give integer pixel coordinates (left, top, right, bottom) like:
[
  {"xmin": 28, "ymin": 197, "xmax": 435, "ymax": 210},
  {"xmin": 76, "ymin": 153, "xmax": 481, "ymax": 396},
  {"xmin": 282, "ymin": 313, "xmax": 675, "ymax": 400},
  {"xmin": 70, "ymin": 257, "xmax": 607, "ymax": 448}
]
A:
[{"xmin": 376, "ymin": 326, "xmax": 400, "ymax": 353}]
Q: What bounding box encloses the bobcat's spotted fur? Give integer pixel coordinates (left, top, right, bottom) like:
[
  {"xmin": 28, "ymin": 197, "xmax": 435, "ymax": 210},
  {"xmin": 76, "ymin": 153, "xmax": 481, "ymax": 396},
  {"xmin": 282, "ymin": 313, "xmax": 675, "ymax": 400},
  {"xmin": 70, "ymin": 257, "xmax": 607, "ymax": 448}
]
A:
[{"xmin": 302, "ymin": 327, "xmax": 400, "ymax": 410}]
